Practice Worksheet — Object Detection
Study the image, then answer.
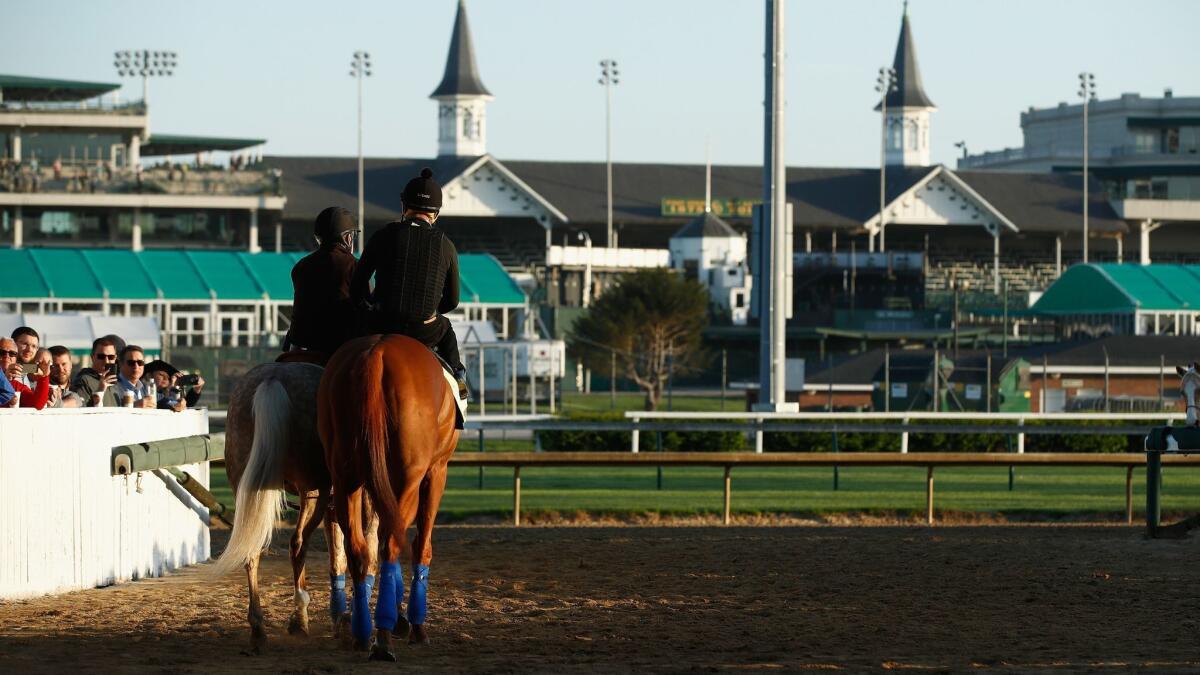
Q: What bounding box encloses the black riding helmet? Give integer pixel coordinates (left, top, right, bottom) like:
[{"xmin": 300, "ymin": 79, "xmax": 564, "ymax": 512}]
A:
[
  {"xmin": 314, "ymin": 206, "xmax": 356, "ymax": 245},
  {"xmin": 401, "ymin": 168, "xmax": 442, "ymax": 214}
]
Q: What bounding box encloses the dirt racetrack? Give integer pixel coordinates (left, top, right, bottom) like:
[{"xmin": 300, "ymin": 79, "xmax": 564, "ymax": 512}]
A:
[{"xmin": 1, "ymin": 521, "xmax": 1199, "ymax": 673}]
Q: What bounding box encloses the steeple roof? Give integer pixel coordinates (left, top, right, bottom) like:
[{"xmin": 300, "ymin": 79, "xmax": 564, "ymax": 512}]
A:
[
  {"xmin": 875, "ymin": 9, "xmax": 935, "ymax": 110},
  {"xmin": 430, "ymin": 0, "xmax": 492, "ymax": 98},
  {"xmin": 672, "ymin": 212, "xmax": 740, "ymax": 240}
]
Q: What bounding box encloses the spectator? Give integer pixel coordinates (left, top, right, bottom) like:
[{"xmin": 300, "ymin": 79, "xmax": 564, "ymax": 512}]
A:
[
  {"xmin": 47, "ymin": 345, "xmax": 83, "ymax": 408},
  {"xmin": 0, "ymin": 371, "xmax": 13, "ymax": 407},
  {"xmin": 71, "ymin": 337, "xmax": 120, "ymax": 407},
  {"xmin": 1, "ymin": 337, "xmax": 49, "ymax": 409},
  {"xmin": 11, "ymin": 326, "xmax": 39, "ymax": 388},
  {"xmin": 145, "ymin": 360, "xmax": 206, "ymax": 411},
  {"xmin": 113, "ymin": 345, "xmax": 154, "ymax": 408}
]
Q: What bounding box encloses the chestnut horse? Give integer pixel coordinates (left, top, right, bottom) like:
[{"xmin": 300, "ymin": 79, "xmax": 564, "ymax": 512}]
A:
[
  {"xmin": 318, "ymin": 334, "xmax": 460, "ymax": 661},
  {"xmin": 213, "ymin": 361, "xmax": 377, "ymax": 652}
]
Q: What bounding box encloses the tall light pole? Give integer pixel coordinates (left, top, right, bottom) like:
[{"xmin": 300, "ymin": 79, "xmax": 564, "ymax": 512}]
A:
[
  {"xmin": 598, "ymin": 60, "xmax": 619, "ymax": 248},
  {"xmin": 875, "ymin": 67, "xmax": 897, "ymax": 253},
  {"xmin": 577, "ymin": 231, "xmax": 593, "ymax": 308},
  {"xmin": 350, "ymin": 51, "xmax": 372, "ymax": 255},
  {"xmin": 1078, "ymin": 72, "xmax": 1096, "ymax": 264},
  {"xmin": 114, "ymin": 50, "xmax": 177, "ymax": 107}
]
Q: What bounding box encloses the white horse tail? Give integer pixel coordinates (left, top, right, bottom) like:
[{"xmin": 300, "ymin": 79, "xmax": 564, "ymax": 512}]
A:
[{"xmin": 211, "ymin": 379, "xmax": 290, "ymax": 577}]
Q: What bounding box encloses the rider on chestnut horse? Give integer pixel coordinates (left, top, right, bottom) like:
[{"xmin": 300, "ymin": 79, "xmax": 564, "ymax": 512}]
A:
[{"xmin": 350, "ymin": 167, "xmax": 470, "ymax": 400}]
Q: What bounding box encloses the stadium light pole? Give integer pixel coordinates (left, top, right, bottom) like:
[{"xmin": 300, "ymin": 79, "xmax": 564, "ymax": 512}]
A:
[
  {"xmin": 1078, "ymin": 72, "xmax": 1096, "ymax": 264},
  {"xmin": 350, "ymin": 51, "xmax": 372, "ymax": 255},
  {"xmin": 114, "ymin": 49, "xmax": 177, "ymax": 107},
  {"xmin": 875, "ymin": 67, "xmax": 897, "ymax": 253},
  {"xmin": 598, "ymin": 60, "xmax": 619, "ymax": 248}
]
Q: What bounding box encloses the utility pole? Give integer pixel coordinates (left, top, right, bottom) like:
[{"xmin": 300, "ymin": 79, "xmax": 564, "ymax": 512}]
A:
[
  {"xmin": 753, "ymin": 0, "xmax": 796, "ymax": 413},
  {"xmin": 351, "ymin": 51, "xmax": 372, "ymax": 255},
  {"xmin": 599, "ymin": 60, "xmax": 619, "ymax": 248}
]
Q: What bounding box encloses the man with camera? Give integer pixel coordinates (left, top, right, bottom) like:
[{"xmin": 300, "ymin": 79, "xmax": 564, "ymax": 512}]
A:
[
  {"xmin": 1, "ymin": 336, "xmax": 49, "ymax": 409},
  {"xmin": 11, "ymin": 326, "xmax": 40, "ymax": 389},
  {"xmin": 71, "ymin": 337, "xmax": 120, "ymax": 407},
  {"xmin": 145, "ymin": 360, "xmax": 205, "ymax": 411}
]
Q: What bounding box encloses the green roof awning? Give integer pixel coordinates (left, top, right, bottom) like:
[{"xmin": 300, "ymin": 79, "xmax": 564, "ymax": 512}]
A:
[
  {"xmin": 0, "ymin": 248, "xmax": 525, "ymax": 307},
  {"xmin": 0, "ymin": 74, "xmax": 121, "ymax": 102},
  {"xmin": 1032, "ymin": 263, "xmax": 1200, "ymax": 315},
  {"xmin": 141, "ymin": 134, "xmax": 266, "ymax": 157}
]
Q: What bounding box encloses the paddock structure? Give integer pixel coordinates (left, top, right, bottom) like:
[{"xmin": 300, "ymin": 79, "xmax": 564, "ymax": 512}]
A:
[{"xmin": 0, "ymin": 408, "xmax": 211, "ymax": 599}]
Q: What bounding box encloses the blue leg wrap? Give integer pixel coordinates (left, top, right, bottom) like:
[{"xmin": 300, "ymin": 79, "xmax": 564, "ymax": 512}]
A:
[
  {"xmin": 329, "ymin": 575, "xmax": 347, "ymax": 620},
  {"xmin": 374, "ymin": 561, "xmax": 401, "ymax": 631},
  {"xmin": 406, "ymin": 565, "xmax": 429, "ymax": 626},
  {"xmin": 350, "ymin": 575, "xmax": 375, "ymax": 644}
]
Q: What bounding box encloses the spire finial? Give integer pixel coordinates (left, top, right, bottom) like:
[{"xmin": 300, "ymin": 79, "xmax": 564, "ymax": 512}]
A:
[
  {"xmin": 704, "ymin": 137, "xmax": 712, "ymax": 214},
  {"xmin": 902, "ymin": 0, "xmax": 908, "ymax": 15}
]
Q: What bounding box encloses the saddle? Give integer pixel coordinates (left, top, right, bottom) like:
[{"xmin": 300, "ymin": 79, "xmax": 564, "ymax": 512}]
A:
[
  {"xmin": 275, "ymin": 350, "xmax": 329, "ymax": 367},
  {"xmin": 276, "ymin": 346, "xmax": 466, "ymax": 428}
]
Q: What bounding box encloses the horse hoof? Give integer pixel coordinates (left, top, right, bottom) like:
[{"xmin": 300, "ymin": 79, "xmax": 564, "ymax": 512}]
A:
[
  {"xmin": 287, "ymin": 615, "xmax": 309, "ymax": 637},
  {"xmin": 369, "ymin": 647, "xmax": 397, "ymax": 662},
  {"xmin": 392, "ymin": 617, "xmax": 411, "ymax": 640},
  {"xmin": 409, "ymin": 624, "xmax": 430, "ymax": 646}
]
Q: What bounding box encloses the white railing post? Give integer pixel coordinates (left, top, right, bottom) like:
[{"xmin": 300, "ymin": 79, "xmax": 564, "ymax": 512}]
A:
[
  {"xmin": 755, "ymin": 415, "xmax": 765, "ymax": 454},
  {"xmin": 1017, "ymin": 417, "xmax": 1025, "ymax": 454},
  {"xmin": 901, "ymin": 417, "xmax": 909, "ymax": 454},
  {"xmin": 631, "ymin": 415, "xmax": 640, "ymax": 453}
]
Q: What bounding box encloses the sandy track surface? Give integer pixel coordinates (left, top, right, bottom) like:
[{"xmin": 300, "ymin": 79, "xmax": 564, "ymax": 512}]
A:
[{"xmin": 1, "ymin": 524, "xmax": 1198, "ymax": 673}]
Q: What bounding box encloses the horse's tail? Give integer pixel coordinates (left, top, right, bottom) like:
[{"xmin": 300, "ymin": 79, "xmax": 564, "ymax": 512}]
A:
[
  {"xmin": 361, "ymin": 341, "xmax": 403, "ymax": 546},
  {"xmin": 211, "ymin": 379, "xmax": 289, "ymax": 577}
]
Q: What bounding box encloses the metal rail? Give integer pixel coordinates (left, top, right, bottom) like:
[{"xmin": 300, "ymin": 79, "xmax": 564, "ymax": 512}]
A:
[{"xmin": 450, "ymin": 452, "xmax": 1200, "ymax": 527}]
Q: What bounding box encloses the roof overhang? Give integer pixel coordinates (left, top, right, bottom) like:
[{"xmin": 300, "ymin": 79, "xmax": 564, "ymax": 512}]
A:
[
  {"xmin": 0, "ymin": 74, "xmax": 121, "ymax": 102},
  {"xmin": 141, "ymin": 134, "xmax": 266, "ymax": 157},
  {"xmin": 0, "ymin": 193, "xmax": 285, "ymax": 210}
]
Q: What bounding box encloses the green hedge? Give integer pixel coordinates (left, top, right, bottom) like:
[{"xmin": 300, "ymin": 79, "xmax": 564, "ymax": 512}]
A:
[
  {"xmin": 536, "ymin": 415, "xmax": 1141, "ymax": 454},
  {"xmin": 763, "ymin": 418, "xmax": 1138, "ymax": 453},
  {"xmin": 537, "ymin": 412, "xmax": 745, "ymax": 452}
]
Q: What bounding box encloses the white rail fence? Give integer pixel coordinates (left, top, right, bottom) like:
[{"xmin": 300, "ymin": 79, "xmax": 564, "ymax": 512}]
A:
[{"xmin": 0, "ymin": 408, "xmax": 210, "ymax": 599}]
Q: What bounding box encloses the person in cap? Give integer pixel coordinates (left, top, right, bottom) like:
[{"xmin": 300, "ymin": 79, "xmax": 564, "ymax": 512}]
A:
[
  {"xmin": 351, "ymin": 167, "xmax": 469, "ymax": 399},
  {"xmin": 286, "ymin": 206, "xmax": 360, "ymax": 358}
]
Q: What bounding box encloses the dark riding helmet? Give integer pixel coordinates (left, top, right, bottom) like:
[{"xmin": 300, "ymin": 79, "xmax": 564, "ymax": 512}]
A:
[
  {"xmin": 314, "ymin": 206, "xmax": 356, "ymax": 244},
  {"xmin": 401, "ymin": 168, "xmax": 442, "ymax": 214}
]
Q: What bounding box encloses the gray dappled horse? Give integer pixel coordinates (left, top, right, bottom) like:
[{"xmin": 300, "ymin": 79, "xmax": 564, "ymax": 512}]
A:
[{"xmin": 211, "ymin": 361, "xmax": 384, "ymax": 653}]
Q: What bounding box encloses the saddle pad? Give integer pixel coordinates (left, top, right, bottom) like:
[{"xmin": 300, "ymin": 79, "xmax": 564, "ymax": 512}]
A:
[{"xmin": 443, "ymin": 368, "xmax": 467, "ymax": 429}]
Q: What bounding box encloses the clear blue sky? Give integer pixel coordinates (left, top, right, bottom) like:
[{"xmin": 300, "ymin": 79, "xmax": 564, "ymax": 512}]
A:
[{"xmin": 4, "ymin": 0, "xmax": 1196, "ymax": 168}]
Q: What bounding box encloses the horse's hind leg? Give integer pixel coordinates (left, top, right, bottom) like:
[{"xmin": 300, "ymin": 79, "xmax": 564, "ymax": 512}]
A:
[
  {"xmin": 245, "ymin": 551, "xmax": 266, "ymax": 654},
  {"xmin": 408, "ymin": 464, "xmax": 449, "ymax": 645},
  {"xmin": 369, "ymin": 533, "xmax": 405, "ymax": 662},
  {"xmin": 325, "ymin": 497, "xmax": 351, "ymax": 642},
  {"xmin": 287, "ymin": 488, "xmax": 328, "ymax": 637},
  {"xmin": 336, "ymin": 486, "xmax": 375, "ymax": 651}
]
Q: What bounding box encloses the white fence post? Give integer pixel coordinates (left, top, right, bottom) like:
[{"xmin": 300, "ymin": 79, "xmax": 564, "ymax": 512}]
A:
[
  {"xmin": 755, "ymin": 415, "xmax": 765, "ymax": 454},
  {"xmin": 1017, "ymin": 417, "xmax": 1026, "ymax": 454},
  {"xmin": 901, "ymin": 417, "xmax": 910, "ymax": 454},
  {"xmin": 631, "ymin": 415, "xmax": 640, "ymax": 453}
]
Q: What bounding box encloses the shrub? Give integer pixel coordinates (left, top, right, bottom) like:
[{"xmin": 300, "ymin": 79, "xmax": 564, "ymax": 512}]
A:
[
  {"xmin": 537, "ymin": 413, "xmax": 745, "ymax": 452},
  {"xmin": 763, "ymin": 418, "xmax": 1139, "ymax": 453}
]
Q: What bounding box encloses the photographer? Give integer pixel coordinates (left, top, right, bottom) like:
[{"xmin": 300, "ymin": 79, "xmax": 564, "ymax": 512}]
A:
[
  {"xmin": 71, "ymin": 337, "xmax": 120, "ymax": 407},
  {"xmin": 145, "ymin": 360, "xmax": 205, "ymax": 411},
  {"xmin": 2, "ymin": 336, "xmax": 49, "ymax": 409}
]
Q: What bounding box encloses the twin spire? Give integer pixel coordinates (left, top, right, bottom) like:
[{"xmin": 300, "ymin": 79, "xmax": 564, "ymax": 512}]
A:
[
  {"xmin": 430, "ymin": 0, "xmax": 491, "ymax": 99},
  {"xmin": 431, "ymin": 0, "xmax": 492, "ymax": 158}
]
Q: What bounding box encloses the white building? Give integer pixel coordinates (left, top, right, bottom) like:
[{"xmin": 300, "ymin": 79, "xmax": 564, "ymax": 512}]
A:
[
  {"xmin": 877, "ymin": 8, "xmax": 936, "ymax": 168},
  {"xmin": 669, "ymin": 211, "xmax": 751, "ymax": 325}
]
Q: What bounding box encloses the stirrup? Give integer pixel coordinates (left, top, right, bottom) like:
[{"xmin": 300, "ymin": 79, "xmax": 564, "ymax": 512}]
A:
[{"xmin": 454, "ymin": 369, "xmax": 471, "ymax": 402}]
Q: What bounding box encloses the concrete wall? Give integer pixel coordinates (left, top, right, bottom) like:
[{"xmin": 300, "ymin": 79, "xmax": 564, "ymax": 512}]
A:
[{"xmin": 0, "ymin": 408, "xmax": 209, "ymax": 599}]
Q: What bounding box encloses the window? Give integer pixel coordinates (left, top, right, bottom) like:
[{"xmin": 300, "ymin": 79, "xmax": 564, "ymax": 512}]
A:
[
  {"xmin": 906, "ymin": 120, "xmax": 920, "ymax": 150},
  {"xmin": 887, "ymin": 120, "xmax": 902, "ymax": 150}
]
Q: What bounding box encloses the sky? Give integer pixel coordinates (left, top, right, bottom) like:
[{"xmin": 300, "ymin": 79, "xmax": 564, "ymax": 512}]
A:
[{"xmin": 3, "ymin": 0, "xmax": 1197, "ymax": 168}]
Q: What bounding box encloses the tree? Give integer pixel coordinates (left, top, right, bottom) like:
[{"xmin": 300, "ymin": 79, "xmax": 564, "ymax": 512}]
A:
[{"xmin": 568, "ymin": 268, "xmax": 709, "ymax": 411}]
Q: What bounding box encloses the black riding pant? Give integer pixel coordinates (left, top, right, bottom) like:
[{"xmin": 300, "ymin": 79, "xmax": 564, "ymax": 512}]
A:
[{"xmin": 372, "ymin": 314, "xmax": 462, "ymax": 372}]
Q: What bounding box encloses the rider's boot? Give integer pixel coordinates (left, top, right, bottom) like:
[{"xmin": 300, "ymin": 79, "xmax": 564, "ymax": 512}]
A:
[{"xmin": 453, "ymin": 367, "xmax": 471, "ymax": 402}]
